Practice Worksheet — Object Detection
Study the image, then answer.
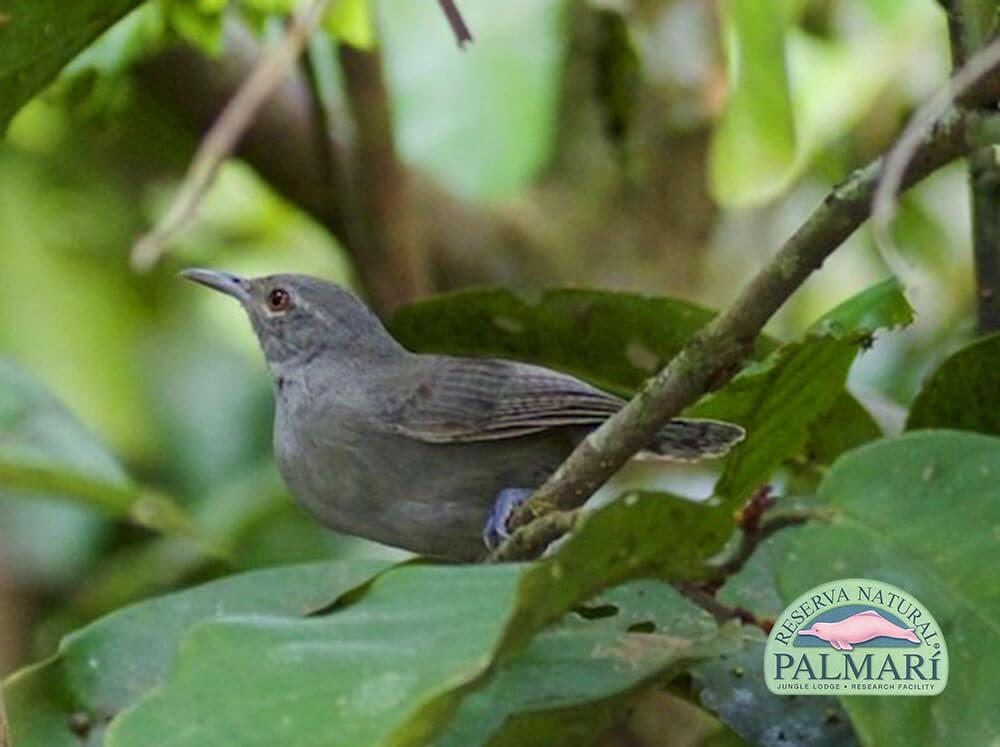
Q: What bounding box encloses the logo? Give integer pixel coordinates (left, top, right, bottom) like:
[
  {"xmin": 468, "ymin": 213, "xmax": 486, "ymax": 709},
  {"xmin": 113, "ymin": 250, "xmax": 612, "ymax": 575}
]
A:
[{"xmin": 764, "ymin": 578, "xmax": 948, "ymax": 695}]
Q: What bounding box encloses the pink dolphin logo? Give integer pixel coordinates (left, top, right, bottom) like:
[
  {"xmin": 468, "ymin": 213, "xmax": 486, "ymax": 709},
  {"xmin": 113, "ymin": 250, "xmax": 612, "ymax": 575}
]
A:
[{"xmin": 797, "ymin": 610, "xmax": 920, "ymax": 651}]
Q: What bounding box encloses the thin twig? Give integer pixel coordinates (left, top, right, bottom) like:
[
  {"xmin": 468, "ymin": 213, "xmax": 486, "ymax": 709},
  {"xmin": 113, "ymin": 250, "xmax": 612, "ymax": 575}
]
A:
[
  {"xmin": 674, "ymin": 582, "xmax": 764, "ymax": 629},
  {"xmin": 130, "ymin": 0, "xmax": 336, "ymax": 272},
  {"xmin": 437, "ymin": 0, "xmax": 473, "ymax": 48},
  {"xmin": 498, "ymin": 107, "xmax": 1000, "ymax": 559},
  {"xmin": 488, "ymin": 509, "xmax": 579, "ymax": 563},
  {"xmin": 338, "ymin": 45, "xmax": 431, "ymax": 312},
  {"xmin": 871, "ymin": 35, "xmax": 1000, "ymax": 289},
  {"xmin": 948, "ymin": 0, "xmax": 1000, "ymax": 333},
  {"xmin": 711, "ymin": 510, "xmax": 816, "ymax": 581}
]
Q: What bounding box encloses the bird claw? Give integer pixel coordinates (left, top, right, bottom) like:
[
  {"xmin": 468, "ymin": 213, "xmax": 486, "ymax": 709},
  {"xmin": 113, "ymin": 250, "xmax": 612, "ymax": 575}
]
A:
[{"xmin": 483, "ymin": 488, "xmax": 534, "ymax": 551}]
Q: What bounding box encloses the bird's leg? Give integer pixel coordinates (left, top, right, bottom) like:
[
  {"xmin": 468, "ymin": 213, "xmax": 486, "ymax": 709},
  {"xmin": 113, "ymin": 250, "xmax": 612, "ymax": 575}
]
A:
[{"xmin": 483, "ymin": 488, "xmax": 534, "ymax": 551}]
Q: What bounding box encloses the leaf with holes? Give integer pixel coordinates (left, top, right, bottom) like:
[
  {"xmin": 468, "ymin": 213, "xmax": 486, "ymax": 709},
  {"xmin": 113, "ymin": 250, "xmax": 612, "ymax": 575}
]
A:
[{"xmin": 103, "ymin": 493, "xmax": 734, "ymax": 747}]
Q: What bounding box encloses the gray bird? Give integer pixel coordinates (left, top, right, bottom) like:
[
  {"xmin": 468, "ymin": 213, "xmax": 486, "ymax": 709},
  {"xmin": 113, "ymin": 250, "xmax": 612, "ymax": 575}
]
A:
[{"xmin": 182, "ymin": 270, "xmax": 745, "ymax": 561}]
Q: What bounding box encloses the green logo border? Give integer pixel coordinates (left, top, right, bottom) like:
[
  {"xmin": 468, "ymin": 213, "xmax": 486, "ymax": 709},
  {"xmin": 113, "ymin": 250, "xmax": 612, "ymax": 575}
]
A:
[{"xmin": 764, "ymin": 578, "xmax": 948, "ymax": 696}]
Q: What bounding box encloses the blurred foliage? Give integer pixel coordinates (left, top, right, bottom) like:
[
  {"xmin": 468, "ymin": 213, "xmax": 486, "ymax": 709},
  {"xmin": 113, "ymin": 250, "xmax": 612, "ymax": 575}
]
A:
[
  {"xmin": 906, "ymin": 332, "xmax": 1000, "ymax": 434},
  {"xmin": 0, "ymin": 0, "xmax": 997, "ymax": 745}
]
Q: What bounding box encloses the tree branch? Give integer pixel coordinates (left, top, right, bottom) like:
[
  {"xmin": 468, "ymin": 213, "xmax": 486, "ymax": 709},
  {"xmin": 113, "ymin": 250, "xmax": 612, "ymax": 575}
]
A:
[
  {"xmin": 130, "ymin": 0, "xmax": 335, "ymax": 272},
  {"xmin": 499, "ymin": 107, "xmax": 1000, "ymax": 558},
  {"xmin": 950, "ymin": 0, "xmax": 1000, "ymax": 333},
  {"xmin": 437, "ymin": 0, "xmax": 473, "ymax": 48},
  {"xmin": 338, "ymin": 45, "xmax": 431, "ymax": 311},
  {"xmin": 969, "ymin": 147, "xmax": 1000, "ymax": 332},
  {"xmin": 489, "ymin": 510, "xmax": 580, "ymax": 563}
]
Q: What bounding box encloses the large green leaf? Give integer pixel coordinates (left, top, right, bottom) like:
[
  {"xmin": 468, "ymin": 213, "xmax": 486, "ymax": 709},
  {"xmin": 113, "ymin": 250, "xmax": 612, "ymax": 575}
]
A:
[
  {"xmin": 777, "ymin": 431, "xmax": 1000, "ymax": 746},
  {"xmin": 709, "ymin": 0, "xmax": 796, "ymax": 206},
  {"xmin": 906, "ymin": 332, "xmax": 1000, "ymax": 435},
  {"xmin": 0, "ymin": 0, "xmax": 143, "ymax": 132},
  {"xmin": 690, "ymin": 280, "xmax": 911, "ymax": 505},
  {"xmin": 435, "ymin": 581, "xmax": 732, "ymax": 747},
  {"xmin": 692, "ymin": 629, "xmax": 857, "ymax": 747},
  {"xmin": 0, "ymin": 360, "xmax": 213, "ymax": 554},
  {"xmin": 805, "ymin": 392, "xmax": 882, "ymax": 465},
  {"xmin": 102, "ymin": 493, "xmax": 733, "ymax": 747},
  {"xmin": 4, "ymin": 559, "xmax": 398, "ymax": 747}
]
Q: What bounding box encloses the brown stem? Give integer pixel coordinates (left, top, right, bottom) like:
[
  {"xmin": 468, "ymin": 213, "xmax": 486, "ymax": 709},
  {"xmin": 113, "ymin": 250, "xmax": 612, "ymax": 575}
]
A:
[
  {"xmin": 437, "ymin": 0, "xmax": 473, "ymax": 48},
  {"xmin": 338, "ymin": 45, "xmax": 431, "ymax": 312},
  {"xmin": 969, "ymin": 147, "xmax": 1000, "ymax": 332},
  {"xmin": 947, "ymin": 0, "xmax": 1000, "ymax": 333}
]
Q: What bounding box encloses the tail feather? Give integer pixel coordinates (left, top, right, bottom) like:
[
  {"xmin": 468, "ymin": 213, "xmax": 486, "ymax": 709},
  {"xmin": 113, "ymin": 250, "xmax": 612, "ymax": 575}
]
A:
[{"xmin": 636, "ymin": 418, "xmax": 746, "ymax": 462}]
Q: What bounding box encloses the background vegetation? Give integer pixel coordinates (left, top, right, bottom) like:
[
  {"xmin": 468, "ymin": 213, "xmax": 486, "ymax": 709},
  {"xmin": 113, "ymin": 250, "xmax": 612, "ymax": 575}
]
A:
[{"xmin": 0, "ymin": 0, "xmax": 998, "ymax": 745}]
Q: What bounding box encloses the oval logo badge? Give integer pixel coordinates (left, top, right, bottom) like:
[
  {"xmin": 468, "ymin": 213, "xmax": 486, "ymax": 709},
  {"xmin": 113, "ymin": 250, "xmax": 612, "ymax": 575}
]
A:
[{"xmin": 764, "ymin": 578, "xmax": 948, "ymax": 695}]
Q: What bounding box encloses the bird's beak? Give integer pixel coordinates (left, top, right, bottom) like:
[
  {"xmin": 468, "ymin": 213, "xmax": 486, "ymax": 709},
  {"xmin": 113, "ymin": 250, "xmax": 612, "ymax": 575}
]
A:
[{"xmin": 180, "ymin": 268, "xmax": 251, "ymax": 304}]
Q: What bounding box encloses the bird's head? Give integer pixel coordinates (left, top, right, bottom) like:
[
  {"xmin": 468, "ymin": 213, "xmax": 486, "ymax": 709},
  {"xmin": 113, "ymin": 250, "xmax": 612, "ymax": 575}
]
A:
[{"xmin": 181, "ymin": 269, "xmax": 402, "ymax": 377}]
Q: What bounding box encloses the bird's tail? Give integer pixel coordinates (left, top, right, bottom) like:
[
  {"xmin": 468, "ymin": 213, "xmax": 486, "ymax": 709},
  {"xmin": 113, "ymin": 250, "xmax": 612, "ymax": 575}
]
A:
[{"xmin": 636, "ymin": 418, "xmax": 746, "ymax": 462}]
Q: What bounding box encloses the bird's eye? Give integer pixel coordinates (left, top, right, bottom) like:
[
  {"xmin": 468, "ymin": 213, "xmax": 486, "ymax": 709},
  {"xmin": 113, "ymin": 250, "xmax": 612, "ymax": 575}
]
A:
[{"xmin": 266, "ymin": 288, "xmax": 291, "ymax": 313}]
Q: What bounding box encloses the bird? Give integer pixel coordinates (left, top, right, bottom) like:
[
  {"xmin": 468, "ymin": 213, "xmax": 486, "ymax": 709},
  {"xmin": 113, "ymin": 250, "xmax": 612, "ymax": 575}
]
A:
[{"xmin": 182, "ymin": 270, "xmax": 745, "ymax": 561}]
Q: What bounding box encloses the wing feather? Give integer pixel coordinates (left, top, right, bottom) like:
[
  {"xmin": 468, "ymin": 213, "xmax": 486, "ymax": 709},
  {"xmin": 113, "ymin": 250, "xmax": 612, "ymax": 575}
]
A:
[
  {"xmin": 384, "ymin": 357, "xmax": 745, "ymax": 460},
  {"xmin": 387, "ymin": 358, "xmax": 623, "ymax": 443}
]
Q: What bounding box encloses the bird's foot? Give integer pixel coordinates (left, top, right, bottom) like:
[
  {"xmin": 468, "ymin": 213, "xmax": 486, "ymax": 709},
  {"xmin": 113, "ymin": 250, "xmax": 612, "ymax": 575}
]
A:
[{"xmin": 483, "ymin": 488, "xmax": 534, "ymax": 551}]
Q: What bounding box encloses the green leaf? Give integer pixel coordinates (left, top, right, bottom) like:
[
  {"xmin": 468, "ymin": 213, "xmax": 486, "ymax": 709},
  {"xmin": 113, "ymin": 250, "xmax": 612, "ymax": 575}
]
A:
[
  {"xmin": 0, "ymin": 359, "xmax": 216, "ymax": 557},
  {"xmin": 433, "ymin": 581, "xmax": 731, "ymax": 747},
  {"xmin": 777, "ymin": 431, "xmax": 1000, "ymax": 746},
  {"xmin": 396, "ymin": 494, "xmax": 734, "ymax": 746},
  {"xmin": 162, "ymin": 0, "xmax": 225, "ymax": 54},
  {"xmin": 324, "ymin": 0, "xmax": 374, "ymax": 49},
  {"xmin": 709, "ymin": 0, "xmax": 796, "ymax": 206},
  {"xmin": 102, "ymin": 494, "xmax": 733, "ymax": 747},
  {"xmin": 692, "ymin": 629, "xmax": 857, "ymax": 747},
  {"xmin": 691, "ymin": 337, "xmax": 858, "ymax": 504},
  {"xmin": 906, "ymin": 332, "xmax": 1000, "ymax": 435},
  {"xmin": 690, "ymin": 280, "xmax": 911, "ymax": 505},
  {"xmin": 0, "ymin": 0, "xmax": 144, "ymax": 132},
  {"xmin": 390, "ymin": 287, "xmax": 769, "ymax": 395},
  {"xmin": 806, "ymin": 279, "xmax": 914, "ymax": 342},
  {"xmin": 3, "ymin": 559, "xmax": 398, "ymax": 747},
  {"xmin": 805, "ymin": 392, "xmax": 883, "ymax": 465}
]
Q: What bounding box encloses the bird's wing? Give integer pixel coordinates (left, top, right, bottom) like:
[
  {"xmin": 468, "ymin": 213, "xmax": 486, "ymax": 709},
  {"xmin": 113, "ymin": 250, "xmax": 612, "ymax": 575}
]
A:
[{"xmin": 385, "ymin": 357, "xmax": 626, "ymax": 443}]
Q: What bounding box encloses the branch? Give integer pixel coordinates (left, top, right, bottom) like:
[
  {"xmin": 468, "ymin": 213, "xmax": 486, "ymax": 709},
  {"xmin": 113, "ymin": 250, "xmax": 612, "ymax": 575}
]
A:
[
  {"xmin": 949, "ymin": 0, "xmax": 1000, "ymax": 333},
  {"xmin": 130, "ymin": 0, "xmax": 335, "ymax": 272},
  {"xmin": 437, "ymin": 0, "xmax": 473, "ymax": 48},
  {"xmin": 499, "ymin": 106, "xmax": 1000, "ymax": 557},
  {"xmin": 338, "ymin": 45, "xmax": 431, "ymax": 311},
  {"xmin": 969, "ymin": 146, "xmax": 1000, "ymax": 332},
  {"xmin": 488, "ymin": 509, "xmax": 580, "ymax": 563}
]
